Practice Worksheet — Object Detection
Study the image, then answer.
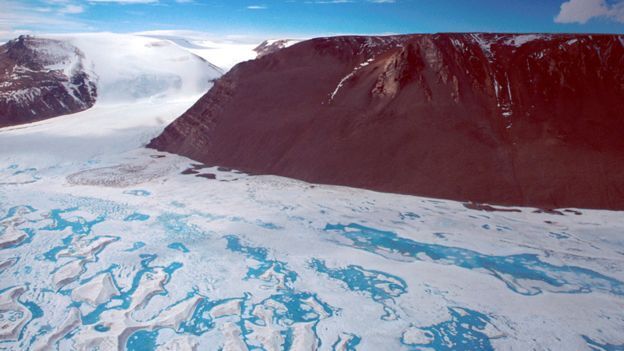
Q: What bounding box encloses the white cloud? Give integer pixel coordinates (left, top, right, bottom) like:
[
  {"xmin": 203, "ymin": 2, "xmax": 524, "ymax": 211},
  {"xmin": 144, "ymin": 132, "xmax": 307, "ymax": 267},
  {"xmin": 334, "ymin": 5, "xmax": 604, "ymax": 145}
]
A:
[
  {"xmin": 87, "ymin": 0, "xmax": 159, "ymax": 3},
  {"xmin": 59, "ymin": 4, "xmax": 85, "ymax": 14},
  {"xmin": 305, "ymin": 0, "xmax": 396, "ymax": 3},
  {"xmin": 555, "ymin": 0, "xmax": 624, "ymax": 24},
  {"xmin": 246, "ymin": 5, "xmax": 267, "ymax": 9},
  {"xmin": 0, "ymin": 0, "xmax": 90, "ymax": 41},
  {"xmin": 306, "ymin": 0, "xmax": 354, "ymax": 3},
  {"xmin": 610, "ymin": 1, "xmax": 624, "ymax": 21}
]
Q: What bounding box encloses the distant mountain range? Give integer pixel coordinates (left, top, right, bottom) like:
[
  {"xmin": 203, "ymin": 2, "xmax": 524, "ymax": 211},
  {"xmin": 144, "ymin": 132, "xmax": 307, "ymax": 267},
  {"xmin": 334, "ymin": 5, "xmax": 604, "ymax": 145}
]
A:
[{"xmin": 149, "ymin": 33, "xmax": 624, "ymax": 210}]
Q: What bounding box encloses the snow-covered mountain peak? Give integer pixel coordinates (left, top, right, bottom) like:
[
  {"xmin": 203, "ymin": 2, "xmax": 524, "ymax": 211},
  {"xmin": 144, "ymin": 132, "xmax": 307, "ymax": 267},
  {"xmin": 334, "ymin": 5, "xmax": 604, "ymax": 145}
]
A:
[{"xmin": 46, "ymin": 33, "xmax": 222, "ymax": 104}]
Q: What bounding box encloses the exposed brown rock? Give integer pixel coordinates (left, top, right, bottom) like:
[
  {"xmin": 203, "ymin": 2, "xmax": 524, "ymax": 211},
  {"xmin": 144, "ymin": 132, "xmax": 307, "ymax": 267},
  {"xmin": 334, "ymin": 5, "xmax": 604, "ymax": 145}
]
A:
[
  {"xmin": 149, "ymin": 33, "xmax": 624, "ymax": 210},
  {"xmin": 0, "ymin": 36, "xmax": 96, "ymax": 127}
]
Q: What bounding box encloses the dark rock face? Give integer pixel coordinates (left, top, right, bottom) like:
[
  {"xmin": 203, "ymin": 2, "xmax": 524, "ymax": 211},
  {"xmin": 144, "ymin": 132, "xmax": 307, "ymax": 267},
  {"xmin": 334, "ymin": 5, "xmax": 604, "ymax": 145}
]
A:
[
  {"xmin": 0, "ymin": 36, "xmax": 97, "ymax": 127},
  {"xmin": 149, "ymin": 33, "xmax": 624, "ymax": 210}
]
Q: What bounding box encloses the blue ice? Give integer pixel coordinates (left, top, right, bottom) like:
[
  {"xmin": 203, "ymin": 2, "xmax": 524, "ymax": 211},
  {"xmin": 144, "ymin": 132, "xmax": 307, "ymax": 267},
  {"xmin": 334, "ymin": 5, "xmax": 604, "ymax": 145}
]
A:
[
  {"xmin": 324, "ymin": 223, "xmax": 624, "ymax": 296},
  {"xmin": 402, "ymin": 307, "xmax": 494, "ymax": 350}
]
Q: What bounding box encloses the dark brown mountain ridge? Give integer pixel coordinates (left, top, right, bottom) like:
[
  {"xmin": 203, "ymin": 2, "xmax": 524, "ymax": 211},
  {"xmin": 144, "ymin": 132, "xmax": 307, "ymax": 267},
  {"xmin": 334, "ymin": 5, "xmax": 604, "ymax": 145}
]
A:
[
  {"xmin": 149, "ymin": 33, "xmax": 624, "ymax": 210},
  {"xmin": 0, "ymin": 36, "xmax": 96, "ymax": 128}
]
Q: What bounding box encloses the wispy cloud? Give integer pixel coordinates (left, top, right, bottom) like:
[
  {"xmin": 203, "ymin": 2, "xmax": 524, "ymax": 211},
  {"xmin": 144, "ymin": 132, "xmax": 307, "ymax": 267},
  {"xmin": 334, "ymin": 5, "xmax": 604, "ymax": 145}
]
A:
[
  {"xmin": 0, "ymin": 0, "xmax": 90, "ymax": 40},
  {"xmin": 555, "ymin": 0, "xmax": 624, "ymax": 24},
  {"xmin": 305, "ymin": 0, "xmax": 396, "ymax": 3},
  {"xmin": 87, "ymin": 0, "xmax": 159, "ymax": 3},
  {"xmin": 306, "ymin": 0, "xmax": 354, "ymax": 3},
  {"xmin": 246, "ymin": 5, "xmax": 267, "ymax": 10},
  {"xmin": 34, "ymin": 7, "xmax": 54, "ymax": 12},
  {"xmin": 59, "ymin": 4, "xmax": 85, "ymax": 14}
]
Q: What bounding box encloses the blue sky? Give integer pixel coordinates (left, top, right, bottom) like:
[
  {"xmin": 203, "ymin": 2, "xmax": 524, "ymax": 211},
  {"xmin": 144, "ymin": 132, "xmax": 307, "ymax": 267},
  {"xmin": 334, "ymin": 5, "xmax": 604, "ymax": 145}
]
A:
[{"xmin": 1, "ymin": 0, "xmax": 623, "ymax": 40}]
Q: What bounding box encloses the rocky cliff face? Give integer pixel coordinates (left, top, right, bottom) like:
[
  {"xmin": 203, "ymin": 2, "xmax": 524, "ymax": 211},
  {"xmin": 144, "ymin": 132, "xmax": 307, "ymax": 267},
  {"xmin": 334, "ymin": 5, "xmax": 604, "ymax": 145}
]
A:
[
  {"xmin": 0, "ymin": 36, "xmax": 97, "ymax": 127},
  {"xmin": 149, "ymin": 33, "xmax": 624, "ymax": 210}
]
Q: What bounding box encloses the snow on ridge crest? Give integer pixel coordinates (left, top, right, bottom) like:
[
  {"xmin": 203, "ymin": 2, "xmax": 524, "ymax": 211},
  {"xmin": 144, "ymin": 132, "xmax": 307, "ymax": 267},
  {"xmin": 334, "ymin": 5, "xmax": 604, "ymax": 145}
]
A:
[{"xmin": 505, "ymin": 34, "xmax": 546, "ymax": 47}]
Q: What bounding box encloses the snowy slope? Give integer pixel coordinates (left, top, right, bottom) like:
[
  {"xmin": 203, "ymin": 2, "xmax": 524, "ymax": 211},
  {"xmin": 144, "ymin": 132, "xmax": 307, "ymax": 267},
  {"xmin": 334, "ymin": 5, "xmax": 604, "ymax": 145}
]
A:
[
  {"xmin": 0, "ymin": 100, "xmax": 195, "ymax": 167},
  {"xmin": 254, "ymin": 39, "xmax": 301, "ymax": 58},
  {"xmin": 43, "ymin": 33, "xmax": 222, "ymax": 104},
  {"xmin": 136, "ymin": 30, "xmax": 273, "ymax": 71}
]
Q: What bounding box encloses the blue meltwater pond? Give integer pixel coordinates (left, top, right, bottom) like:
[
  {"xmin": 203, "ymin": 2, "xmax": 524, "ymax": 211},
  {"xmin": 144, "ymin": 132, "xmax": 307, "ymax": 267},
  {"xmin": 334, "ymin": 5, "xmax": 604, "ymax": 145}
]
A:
[{"xmin": 1, "ymin": 179, "xmax": 623, "ymax": 350}]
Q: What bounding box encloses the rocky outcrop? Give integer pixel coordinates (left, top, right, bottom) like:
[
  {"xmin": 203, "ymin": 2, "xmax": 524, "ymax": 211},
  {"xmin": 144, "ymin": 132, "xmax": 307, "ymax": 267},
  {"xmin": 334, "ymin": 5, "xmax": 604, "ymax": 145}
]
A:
[
  {"xmin": 254, "ymin": 39, "xmax": 300, "ymax": 58},
  {"xmin": 0, "ymin": 36, "xmax": 97, "ymax": 127},
  {"xmin": 149, "ymin": 33, "xmax": 624, "ymax": 210}
]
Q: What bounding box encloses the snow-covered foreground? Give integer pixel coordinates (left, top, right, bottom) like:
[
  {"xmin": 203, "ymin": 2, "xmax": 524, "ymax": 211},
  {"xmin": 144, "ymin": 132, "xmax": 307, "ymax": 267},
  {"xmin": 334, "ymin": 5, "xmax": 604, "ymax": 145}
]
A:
[{"xmin": 1, "ymin": 95, "xmax": 624, "ymax": 349}]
